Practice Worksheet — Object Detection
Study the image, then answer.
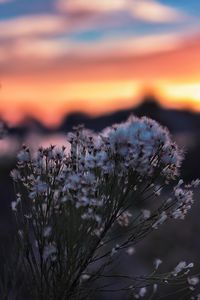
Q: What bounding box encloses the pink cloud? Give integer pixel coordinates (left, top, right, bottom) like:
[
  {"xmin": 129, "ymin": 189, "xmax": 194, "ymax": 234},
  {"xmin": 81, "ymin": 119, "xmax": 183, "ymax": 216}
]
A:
[
  {"xmin": 56, "ymin": 0, "xmax": 187, "ymax": 23},
  {"xmin": 0, "ymin": 14, "xmax": 67, "ymax": 39},
  {"xmin": 130, "ymin": 0, "xmax": 187, "ymax": 23},
  {"xmin": 0, "ymin": 31, "xmax": 185, "ymax": 68},
  {"xmin": 65, "ymin": 32, "xmax": 182, "ymax": 58},
  {"xmin": 57, "ymin": 0, "xmax": 126, "ymax": 13},
  {"xmin": 4, "ymin": 38, "xmax": 68, "ymax": 61},
  {"xmin": 1, "ymin": 33, "xmax": 200, "ymax": 82}
]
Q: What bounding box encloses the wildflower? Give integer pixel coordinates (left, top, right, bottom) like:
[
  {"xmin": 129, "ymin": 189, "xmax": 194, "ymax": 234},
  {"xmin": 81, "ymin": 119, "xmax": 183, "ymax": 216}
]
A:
[
  {"xmin": 117, "ymin": 211, "xmax": 132, "ymax": 227},
  {"xmin": 17, "ymin": 148, "xmax": 30, "ymax": 162},
  {"xmin": 187, "ymin": 276, "xmax": 199, "ymax": 286},
  {"xmin": 43, "ymin": 226, "xmax": 52, "ymax": 238},
  {"xmin": 10, "ymin": 115, "xmax": 198, "ymax": 300},
  {"xmin": 191, "ymin": 179, "xmax": 200, "ymax": 188},
  {"xmin": 81, "ymin": 274, "xmax": 90, "ymax": 281},
  {"xmin": 172, "ymin": 261, "xmax": 193, "ymax": 276},
  {"xmin": 29, "ymin": 180, "xmax": 48, "ymax": 199},
  {"xmin": 11, "ymin": 193, "xmax": 21, "ymax": 211},
  {"xmin": 10, "ymin": 169, "xmax": 21, "ymax": 182},
  {"xmin": 139, "ymin": 287, "xmax": 147, "ymax": 297},
  {"xmin": 142, "ymin": 209, "xmax": 151, "ymax": 220},
  {"xmin": 134, "ymin": 287, "xmax": 147, "ymax": 298},
  {"xmin": 24, "ymin": 214, "xmax": 32, "ymax": 219},
  {"xmin": 153, "ymin": 284, "xmax": 158, "ymax": 293},
  {"xmin": 173, "ymin": 261, "xmax": 186, "ymax": 276},
  {"xmin": 152, "ymin": 212, "xmax": 168, "ymax": 229},
  {"xmin": 43, "ymin": 244, "xmax": 57, "ymax": 261},
  {"xmin": 11, "ymin": 201, "xmax": 18, "ymax": 212},
  {"xmin": 154, "ymin": 258, "xmax": 163, "ymax": 270},
  {"xmin": 172, "ymin": 185, "xmax": 194, "ymax": 220},
  {"xmin": 102, "ymin": 115, "xmax": 183, "ymax": 179},
  {"xmin": 18, "ymin": 230, "xmax": 23, "ymax": 239},
  {"xmin": 126, "ymin": 247, "xmax": 135, "ymax": 256},
  {"xmin": 42, "ymin": 203, "xmax": 47, "ymax": 214},
  {"xmin": 111, "ymin": 244, "xmax": 120, "ymax": 256}
]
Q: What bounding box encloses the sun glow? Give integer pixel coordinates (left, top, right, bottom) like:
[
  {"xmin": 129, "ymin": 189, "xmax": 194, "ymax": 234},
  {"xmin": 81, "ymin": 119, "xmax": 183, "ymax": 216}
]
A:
[
  {"xmin": 1, "ymin": 76, "xmax": 200, "ymax": 127},
  {"xmin": 0, "ymin": 78, "xmax": 142, "ymax": 126},
  {"xmin": 157, "ymin": 82, "xmax": 200, "ymax": 111}
]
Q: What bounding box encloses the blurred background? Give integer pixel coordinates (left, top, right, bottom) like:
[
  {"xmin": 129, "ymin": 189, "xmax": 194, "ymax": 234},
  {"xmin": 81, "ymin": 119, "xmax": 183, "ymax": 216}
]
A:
[{"xmin": 0, "ymin": 0, "xmax": 200, "ymax": 299}]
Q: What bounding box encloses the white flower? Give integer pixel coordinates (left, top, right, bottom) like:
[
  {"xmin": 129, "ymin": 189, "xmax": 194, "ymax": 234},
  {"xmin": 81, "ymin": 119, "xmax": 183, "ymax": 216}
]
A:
[
  {"xmin": 152, "ymin": 212, "xmax": 167, "ymax": 229},
  {"xmin": 111, "ymin": 244, "xmax": 120, "ymax": 256},
  {"xmin": 24, "ymin": 214, "xmax": 32, "ymax": 219},
  {"xmin": 81, "ymin": 274, "xmax": 90, "ymax": 281},
  {"xmin": 191, "ymin": 179, "xmax": 200, "ymax": 188},
  {"xmin": 17, "ymin": 149, "xmax": 30, "ymax": 162},
  {"xmin": 102, "ymin": 115, "xmax": 182, "ymax": 179},
  {"xmin": 42, "ymin": 204, "xmax": 47, "ymax": 214},
  {"xmin": 154, "ymin": 258, "xmax": 163, "ymax": 270},
  {"xmin": 142, "ymin": 209, "xmax": 151, "ymax": 220},
  {"xmin": 11, "ymin": 201, "xmax": 18, "ymax": 212},
  {"xmin": 18, "ymin": 230, "xmax": 23, "ymax": 239},
  {"xmin": 172, "ymin": 261, "xmax": 193, "ymax": 276},
  {"xmin": 173, "ymin": 261, "xmax": 186, "ymax": 276},
  {"xmin": 29, "ymin": 180, "xmax": 48, "ymax": 199},
  {"xmin": 43, "ymin": 244, "xmax": 57, "ymax": 261},
  {"xmin": 11, "ymin": 194, "xmax": 21, "ymax": 211},
  {"xmin": 117, "ymin": 211, "xmax": 132, "ymax": 227},
  {"xmin": 139, "ymin": 287, "xmax": 147, "ymax": 297},
  {"xmin": 126, "ymin": 247, "xmax": 135, "ymax": 256},
  {"xmin": 172, "ymin": 185, "xmax": 194, "ymax": 220},
  {"xmin": 187, "ymin": 276, "xmax": 199, "ymax": 286},
  {"xmin": 43, "ymin": 226, "xmax": 52, "ymax": 238},
  {"xmin": 10, "ymin": 169, "xmax": 21, "ymax": 182},
  {"xmin": 153, "ymin": 284, "xmax": 158, "ymax": 293}
]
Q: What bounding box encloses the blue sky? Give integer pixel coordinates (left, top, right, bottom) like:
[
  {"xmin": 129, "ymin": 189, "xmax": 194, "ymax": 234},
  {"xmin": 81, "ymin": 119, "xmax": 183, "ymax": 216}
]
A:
[{"xmin": 1, "ymin": 0, "xmax": 200, "ymax": 38}]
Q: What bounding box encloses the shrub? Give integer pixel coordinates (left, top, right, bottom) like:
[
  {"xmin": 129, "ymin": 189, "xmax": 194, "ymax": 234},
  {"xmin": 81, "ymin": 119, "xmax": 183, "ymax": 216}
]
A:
[{"xmin": 8, "ymin": 116, "xmax": 200, "ymax": 299}]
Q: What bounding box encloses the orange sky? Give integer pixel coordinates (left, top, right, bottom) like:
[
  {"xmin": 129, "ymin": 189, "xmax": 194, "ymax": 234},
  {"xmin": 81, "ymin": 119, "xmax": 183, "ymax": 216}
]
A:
[
  {"xmin": 1, "ymin": 35, "xmax": 200, "ymax": 126},
  {"xmin": 1, "ymin": 0, "xmax": 200, "ymax": 127}
]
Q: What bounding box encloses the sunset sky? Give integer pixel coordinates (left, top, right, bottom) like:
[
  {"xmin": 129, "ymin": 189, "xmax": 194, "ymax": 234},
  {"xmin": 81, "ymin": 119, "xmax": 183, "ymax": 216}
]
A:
[{"xmin": 0, "ymin": 0, "xmax": 200, "ymax": 126}]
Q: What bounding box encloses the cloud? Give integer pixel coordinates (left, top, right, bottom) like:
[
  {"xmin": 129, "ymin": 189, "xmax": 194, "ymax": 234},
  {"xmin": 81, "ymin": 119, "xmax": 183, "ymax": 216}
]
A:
[
  {"xmin": 0, "ymin": 31, "xmax": 183, "ymax": 67},
  {"xmin": 1, "ymin": 32, "xmax": 200, "ymax": 85},
  {"xmin": 4, "ymin": 38, "xmax": 67, "ymax": 61},
  {"xmin": 130, "ymin": 0, "xmax": 186, "ymax": 23},
  {"xmin": 0, "ymin": 0, "xmax": 13, "ymax": 3},
  {"xmin": 1, "ymin": 34, "xmax": 200, "ymax": 126},
  {"xmin": 0, "ymin": 14, "xmax": 67, "ymax": 40},
  {"xmin": 56, "ymin": 0, "xmax": 187, "ymax": 23},
  {"xmin": 66, "ymin": 32, "xmax": 182, "ymax": 58},
  {"xmin": 57, "ymin": 0, "xmax": 126, "ymax": 13}
]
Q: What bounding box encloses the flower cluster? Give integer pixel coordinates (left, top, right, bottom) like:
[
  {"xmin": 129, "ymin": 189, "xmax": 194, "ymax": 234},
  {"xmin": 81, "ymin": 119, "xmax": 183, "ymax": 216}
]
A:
[
  {"xmin": 131, "ymin": 260, "xmax": 200, "ymax": 299},
  {"xmin": 10, "ymin": 116, "xmax": 198, "ymax": 300},
  {"xmin": 102, "ymin": 116, "xmax": 183, "ymax": 180}
]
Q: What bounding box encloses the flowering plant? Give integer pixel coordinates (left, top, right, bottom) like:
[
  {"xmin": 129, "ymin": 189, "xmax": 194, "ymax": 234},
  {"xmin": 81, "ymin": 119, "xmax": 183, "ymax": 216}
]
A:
[{"xmin": 8, "ymin": 116, "xmax": 200, "ymax": 299}]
